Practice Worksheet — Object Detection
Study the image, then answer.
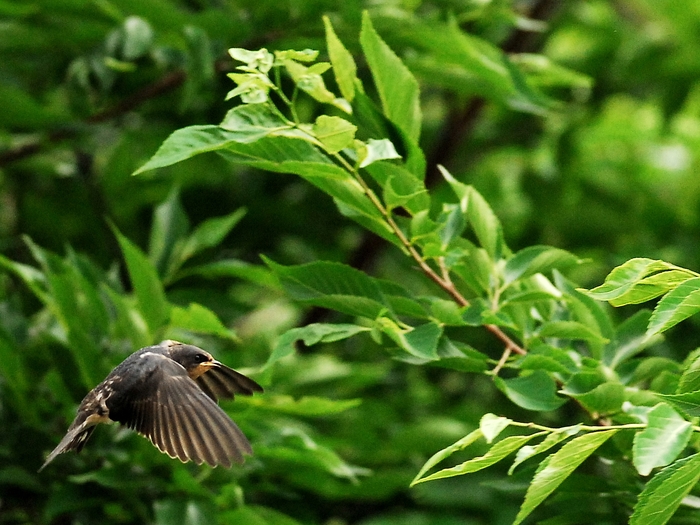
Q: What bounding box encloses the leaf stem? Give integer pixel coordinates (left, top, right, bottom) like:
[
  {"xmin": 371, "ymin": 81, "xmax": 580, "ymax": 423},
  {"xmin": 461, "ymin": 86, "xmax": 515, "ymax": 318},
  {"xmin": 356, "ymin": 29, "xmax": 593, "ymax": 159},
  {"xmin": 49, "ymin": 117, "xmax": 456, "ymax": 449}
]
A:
[{"xmin": 335, "ymin": 157, "xmax": 527, "ymax": 358}]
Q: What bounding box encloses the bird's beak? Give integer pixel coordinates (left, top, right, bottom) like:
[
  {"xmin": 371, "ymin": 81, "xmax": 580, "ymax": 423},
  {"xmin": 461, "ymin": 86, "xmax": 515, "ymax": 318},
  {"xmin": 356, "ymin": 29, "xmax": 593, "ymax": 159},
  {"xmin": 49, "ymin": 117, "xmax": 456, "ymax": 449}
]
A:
[{"xmin": 189, "ymin": 360, "xmax": 220, "ymax": 379}]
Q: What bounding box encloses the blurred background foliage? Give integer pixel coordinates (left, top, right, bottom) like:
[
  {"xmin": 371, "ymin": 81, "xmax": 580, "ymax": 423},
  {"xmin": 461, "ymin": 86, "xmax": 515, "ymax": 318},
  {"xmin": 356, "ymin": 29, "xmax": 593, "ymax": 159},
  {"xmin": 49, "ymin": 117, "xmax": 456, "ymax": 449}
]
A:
[{"xmin": 1, "ymin": 0, "xmax": 700, "ymax": 523}]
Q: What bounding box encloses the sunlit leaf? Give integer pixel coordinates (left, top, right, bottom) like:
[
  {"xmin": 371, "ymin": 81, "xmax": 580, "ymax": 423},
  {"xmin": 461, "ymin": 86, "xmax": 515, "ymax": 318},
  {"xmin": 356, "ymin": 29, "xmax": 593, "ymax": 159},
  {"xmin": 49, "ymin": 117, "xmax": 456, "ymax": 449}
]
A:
[
  {"xmin": 647, "ymin": 277, "xmax": 700, "ymax": 336},
  {"xmin": 633, "ymin": 403, "xmax": 692, "ymax": 476},
  {"xmin": 323, "ymin": 16, "xmax": 357, "ymax": 102},
  {"xmin": 630, "ymin": 453, "xmax": 700, "ymax": 525},
  {"xmin": 266, "ymin": 323, "xmax": 370, "ymax": 368},
  {"xmin": 513, "ymin": 430, "xmax": 617, "ymax": 525},
  {"xmin": 360, "ymin": 11, "xmax": 421, "ymax": 142},
  {"xmin": 480, "ymin": 413, "xmax": 512, "ymax": 443},
  {"xmin": 415, "ymin": 433, "xmax": 542, "ymax": 484},
  {"xmin": 411, "ymin": 429, "xmax": 483, "ymax": 486},
  {"xmin": 503, "ymin": 245, "xmax": 581, "ymax": 287}
]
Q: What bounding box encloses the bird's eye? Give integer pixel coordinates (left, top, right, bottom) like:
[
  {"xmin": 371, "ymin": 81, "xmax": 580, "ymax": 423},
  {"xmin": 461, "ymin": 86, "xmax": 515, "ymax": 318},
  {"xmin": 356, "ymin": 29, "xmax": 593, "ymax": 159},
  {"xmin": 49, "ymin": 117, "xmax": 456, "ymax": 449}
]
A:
[{"xmin": 194, "ymin": 353, "xmax": 209, "ymax": 363}]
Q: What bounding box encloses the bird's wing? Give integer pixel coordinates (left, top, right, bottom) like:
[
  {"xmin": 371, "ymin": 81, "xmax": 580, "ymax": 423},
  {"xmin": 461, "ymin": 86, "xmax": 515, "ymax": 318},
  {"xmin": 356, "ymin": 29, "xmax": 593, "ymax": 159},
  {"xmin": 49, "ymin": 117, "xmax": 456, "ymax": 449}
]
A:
[
  {"xmin": 114, "ymin": 356, "xmax": 253, "ymax": 467},
  {"xmin": 195, "ymin": 364, "xmax": 264, "ymax": 402}
]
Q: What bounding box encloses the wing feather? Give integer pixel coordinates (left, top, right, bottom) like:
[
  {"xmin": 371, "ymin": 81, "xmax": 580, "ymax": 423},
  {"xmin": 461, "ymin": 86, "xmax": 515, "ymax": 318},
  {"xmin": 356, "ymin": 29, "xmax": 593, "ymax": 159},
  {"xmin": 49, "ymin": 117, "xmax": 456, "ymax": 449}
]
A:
[
  {"xmin": 110, "ymin": 356, "xmax": 253, "ymax": 467},
  {"xmin": 195, "ymin": 364, "xmax": 263, "ymax": 402}
]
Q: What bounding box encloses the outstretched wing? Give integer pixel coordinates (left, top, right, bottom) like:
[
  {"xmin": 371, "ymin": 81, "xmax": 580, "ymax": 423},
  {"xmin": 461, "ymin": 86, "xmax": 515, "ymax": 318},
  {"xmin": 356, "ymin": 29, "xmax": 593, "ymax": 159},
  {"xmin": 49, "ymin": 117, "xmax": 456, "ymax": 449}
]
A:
[
  {"xmin": 195, "ymin": 363, "xmax": 263, "ymax": 402},
  {"xmin": 112, "ymin": 355, "xmax": 253, "ymax": 467}
]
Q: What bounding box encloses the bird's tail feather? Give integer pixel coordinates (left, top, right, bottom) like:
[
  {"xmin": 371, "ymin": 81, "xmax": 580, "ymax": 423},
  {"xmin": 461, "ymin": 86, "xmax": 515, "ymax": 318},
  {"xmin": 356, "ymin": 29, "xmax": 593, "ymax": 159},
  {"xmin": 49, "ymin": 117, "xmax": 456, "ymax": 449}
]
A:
[{"xmin": 38, "ymin": 424, "xmax": 96, "ymax": 472}]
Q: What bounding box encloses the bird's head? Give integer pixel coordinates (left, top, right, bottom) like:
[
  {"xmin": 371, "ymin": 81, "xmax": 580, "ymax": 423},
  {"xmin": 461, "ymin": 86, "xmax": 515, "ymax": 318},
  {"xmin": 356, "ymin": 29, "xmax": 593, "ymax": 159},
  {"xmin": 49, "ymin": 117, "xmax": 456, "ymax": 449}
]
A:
[{"xmin": 162, "ymin": 340, "xmax": 220, "ymax": 379}]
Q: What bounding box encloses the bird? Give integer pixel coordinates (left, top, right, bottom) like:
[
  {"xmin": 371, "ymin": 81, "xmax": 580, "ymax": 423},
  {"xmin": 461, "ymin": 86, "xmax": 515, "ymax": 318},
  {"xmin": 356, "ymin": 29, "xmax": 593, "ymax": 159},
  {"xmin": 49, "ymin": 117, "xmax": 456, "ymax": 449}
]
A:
[{"xmin": 39, "ymin": 340, "xmax": 263, "ymax": 471}]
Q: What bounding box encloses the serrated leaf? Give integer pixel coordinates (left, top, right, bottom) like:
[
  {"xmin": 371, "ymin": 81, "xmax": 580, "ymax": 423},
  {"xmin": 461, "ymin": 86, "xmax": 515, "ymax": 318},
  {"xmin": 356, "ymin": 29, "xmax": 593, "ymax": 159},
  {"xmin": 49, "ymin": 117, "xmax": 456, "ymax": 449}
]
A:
[
  {"xmin": 416, "ymin": 434, "xmax": 542, "ymax": 484},
  {"xmin": 264, "ymin": 258, "xmax": 426, "ymax": 319},
  {"xmin": 630, "ymin": 453, "xmax": 700, "ymax": 525},
  {"xmin": 266, "ymin": 323, "xmax": 370, "ymax": 368},
  {"xmin": 678, "ymin": 353, "xmax": 700, "ymax": 393},
  {"xmin": 411, "ymin": 429, "xmax": 483, "ymax": 486},
  {"xmin": 169, "ymin": 302, "xmax": 236, "ymax": 340},
  {"xmin": 313, "ymin": 115, "xmax": 356, "ymax": 154},
  {"xmin": 360, "ymin": 11, "xmax": 421, "ymax": 142},
  {"xmin": 538, "ymin": 320, "xmax": 608, "ymax": 345},
  {"xmin": 480, "ymin": 414, "xmax": 512, "ymax": 443},
  {"xmin": 219, "ymin": 103, "xmax": 291, "ymax": 135},
  {"xmin": 647, "ymin": 277, "xmax": 700, "ymax": 336},
  {"xmin": 503, "ymin": 245, "xmax": 580, "ymax": 287},
  {"xmin": 513, "ymin": 430, "xmax": 617, "ymax": 525},
  {"xmin": 439, "ymin": 166, "xmax": 504, "ymax": 259},
  {"xmin": 323, "ymin": 16, "xmax": 357, "ymax": 102},
  {"xmin": 134, "ymin": 124, "xmax": 273, "ymax": 174},
  {"xmin": 583, "ymin": 258, "xmax": 694, "ymax": 303},
  {"xmin": 494, "ymin": 370, "xmax": 566, "ymax": 411},
  {"xmin": 633, "ymin": 403, "xmax": 693, "ymax": 476},
  {"xmin": 508, "ymin": 426, "xmax": 580, "ymax": 475},
  {"xmin": 112, "ymin": 225, "xmax": 169, "ymax": 334}
]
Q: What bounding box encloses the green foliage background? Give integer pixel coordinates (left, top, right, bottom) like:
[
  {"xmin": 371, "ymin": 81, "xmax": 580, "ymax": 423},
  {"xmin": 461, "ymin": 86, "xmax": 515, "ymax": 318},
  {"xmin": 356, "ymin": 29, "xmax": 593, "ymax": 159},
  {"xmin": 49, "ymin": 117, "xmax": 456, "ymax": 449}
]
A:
[{"xmin": 2, "ymin": 1, "xmax": 700, "ymax": 524}]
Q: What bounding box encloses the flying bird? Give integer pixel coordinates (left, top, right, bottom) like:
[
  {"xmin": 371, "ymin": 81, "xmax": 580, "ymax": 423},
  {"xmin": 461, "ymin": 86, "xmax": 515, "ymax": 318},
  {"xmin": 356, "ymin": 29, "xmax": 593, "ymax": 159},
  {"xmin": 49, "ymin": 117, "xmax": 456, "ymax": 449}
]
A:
[{"xmin": 39, "ymin": 340, "xmax": 263, "ymax": 471}]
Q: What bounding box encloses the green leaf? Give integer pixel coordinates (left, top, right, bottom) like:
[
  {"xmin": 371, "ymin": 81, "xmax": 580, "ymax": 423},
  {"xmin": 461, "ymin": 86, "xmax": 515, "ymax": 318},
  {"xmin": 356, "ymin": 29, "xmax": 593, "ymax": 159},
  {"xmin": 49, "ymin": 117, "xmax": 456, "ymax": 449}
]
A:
[
  {"xmin": 566, "ymin": 382, "xmax": 625, "ymax": 415},
  {"xmin": 313, "ymin": 115, "xmax": 357, "ymax": 154},
  {"xmin": 647, "ymin": 277, "xmax": 700, "ymax": 336},
  {"xmin": 604, "ymin": 309, "xmax": 655, "ymax": 369},
  {"xmin": 169, "ymin": 302, "xmax": 237, "ymax": 340},
  {"xmin": 503, "ymin": 245, "xmax": 581, "ymax": 287},
  {"xmin": 415, "ymin": 433, "xmax": 541, "ymax": 484},
  {"xmin": 243, "ymin": 395, "xmax": 361, "ymax": 416},
  {"xmin": 266, "ymin": 323, "xmax": 370, "ymax": 368},
  {"xmin": 149, "ymin": 187, "xmax": 189, "ymax": 278},
  {"xmin": 134, "ymin": 124, "xmax": 271, "ymax": 174},
  {"xmin": 583, "ymin": 258, "xmax": 695, "ymax": 304},
  {"xmin": 508, "ymin": 426, "xmax": 581, "ymax": 475},
  {"xmin": 439, "ymin": 166, "xmax": 504, "ymax": 259},
  {"xmin": 380, "ymin": 164, "xmax": 429, "ymax": 214},
  {"xmin": 379, "ymin": 320, "xmax": 442, "ymax": 360},
  {"xmin": 411, "ymin": 429, "xmax": 483, "ymax": 486},
  {"xmin": 264, "ymin": 258, "xmax": 426, "ymax": 319},
  {"xmin": 323, "ymin": 16, "xmax": 357, "ymax": 102},
  {"xmin": 677, "ymin": 353, "xmax": 700, "ymax": 393},
  {"xmin": 494, "ymin": 370, "xmax": 566, "ymax": 411},
  {"xmin": 630, "ymin": 453, "xmax": 700, "ymax": 525},
  {"xmin": 357, "ymin": 138, "xmax": 401, "ymax": 168},
  {"xmin": 513, "ymin": 430, "xmax": 617, "ymax": 525},
  {"xmin": 633, "ymin": 403, "xmax": 693, "ymax": 476},
  {"xmin": 223, "ymin": 505, "xmax": 304, "ymax": 525},
  {"xmin": 216, "ymin": 136, "xmax": 399, "ymax": 246},
  {"xmin": 394, "ymin": 19, "xmax": 552, "ymax": 114},
  {"xmin": 360, "ymin": 11, "xmax": 421, "ymax": 142},
  {"xmin": 219, "ymin": 103, "xmax": 291, "ymax": 134},
  {"xmin": 657, "ymin": 391, "xmax": 700, "ymax": 417},
  {"xmin": 538, "ymin": 320, "xmax": 609, "ymax": 345},
  {"xmin": 153, "ymin": 499, "xmax": 215, "ymax": 525},
  {"xmin": 179, "ymin": 208, "xmax": 246, "ymax": 265},
  {"xmin": 112, "ymin": 225, "xmax": 170, "ymax": 334},
  {"xmin": 479, "ymin": 413, "xmax": 512, "ymax": 444}
]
